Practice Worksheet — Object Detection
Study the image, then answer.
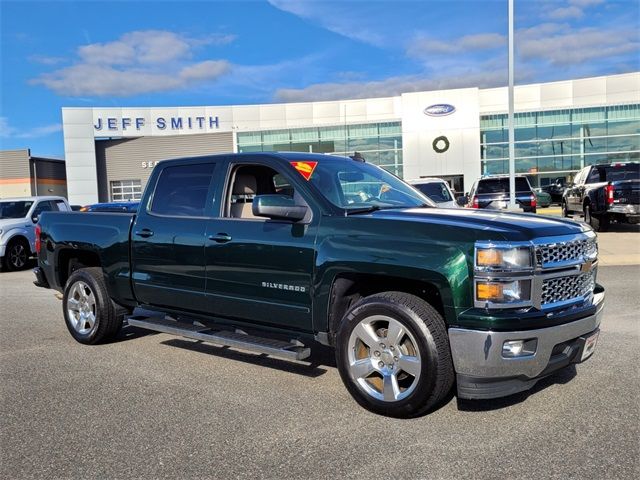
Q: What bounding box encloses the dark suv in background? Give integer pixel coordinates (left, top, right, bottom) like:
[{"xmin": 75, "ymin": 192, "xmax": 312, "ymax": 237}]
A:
[{"xmin": 462, "ymin": 175, "xmax": 537, "ymax": 213}]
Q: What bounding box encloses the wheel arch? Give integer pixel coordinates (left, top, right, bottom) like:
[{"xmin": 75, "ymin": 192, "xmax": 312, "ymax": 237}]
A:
[
  {"xmin": 322, "ymin": 271, "xmax": 455, "ymax": 346},
  {"xmin": 56, "ymin": 248, "xmax": 102, "ymax": 289}
]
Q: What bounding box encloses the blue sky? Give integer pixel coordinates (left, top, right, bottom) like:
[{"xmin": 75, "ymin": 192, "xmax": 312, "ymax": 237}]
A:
[{"xmin": 1, "ymin": 0, "xmax": 638, "ymax": 158}]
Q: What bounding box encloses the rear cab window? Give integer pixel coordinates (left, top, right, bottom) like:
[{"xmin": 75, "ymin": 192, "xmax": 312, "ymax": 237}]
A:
[
  {"xmin": 477, "ymin": 178, "xmax": 532, "ymax": 194},
  {"xmin": 413, "ymin": 182, "xmax": 453, "ymax": 202},
  {"xmin": 596, "ymin": 163, "xmax": 640, "ymax": 182}
]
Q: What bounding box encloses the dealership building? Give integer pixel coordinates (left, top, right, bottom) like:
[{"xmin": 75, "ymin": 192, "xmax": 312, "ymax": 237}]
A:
[{"xmin": 60, "ymin": 72, "xmax": 639, "ymax": 205}]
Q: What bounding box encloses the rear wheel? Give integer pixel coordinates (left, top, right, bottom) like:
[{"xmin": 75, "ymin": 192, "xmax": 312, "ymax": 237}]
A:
[
  {"xmin": 335, "ymin": 291, "xmax": 454, "ymax": 418},
  {"xmin": 3, "ymin": 238, "xmax": 30, "ymax": 271},
  {"xmin": 63, "ymin": 267, "xmax": 122, "ymax": 344},
  {"xmin": 584, "ymin": 203, "xmax": 608, "ymax": 232}
]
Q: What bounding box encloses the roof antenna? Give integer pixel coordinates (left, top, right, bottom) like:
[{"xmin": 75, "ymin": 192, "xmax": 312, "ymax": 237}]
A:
[{"xmin": 350, "ymin": 152, "xmax": 365, "ymax": 162}]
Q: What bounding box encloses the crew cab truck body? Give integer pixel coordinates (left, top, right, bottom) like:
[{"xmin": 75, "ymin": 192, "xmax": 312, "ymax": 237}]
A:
[
  {"xmin": 34, "ymin": 152, "xmax": 605, "ymax": 417},
  {"xmin": 563, "ymin": 162, "xmax": 640, "ymax": 231}
]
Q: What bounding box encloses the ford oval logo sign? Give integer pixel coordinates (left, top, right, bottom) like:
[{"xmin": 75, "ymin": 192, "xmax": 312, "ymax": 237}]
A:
[{"xmin": 424, "ymin": 104, "xmax": 456, "ymax": 116}]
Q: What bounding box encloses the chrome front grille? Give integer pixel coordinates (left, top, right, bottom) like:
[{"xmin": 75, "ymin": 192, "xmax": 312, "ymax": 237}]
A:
[
  {"xmin": 536, "ymin": 237, "xmax": 597, "ymax": 268},
  {"xmin": 541, "ymin": 271, "xmax": 595, "ymax": 306}
]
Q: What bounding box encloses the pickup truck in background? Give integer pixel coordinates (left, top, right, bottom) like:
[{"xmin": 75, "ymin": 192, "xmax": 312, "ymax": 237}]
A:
[
  {"xmin": 0, "ymin": 196, "xmax": 71, "ymax": 271},
  {"xmin": 34, "ymin": 152, "xmax": 604, "ymax": 417},
  {"xmin": 562, "ymin": 162, "xmax": 640, "ymax": 231}
]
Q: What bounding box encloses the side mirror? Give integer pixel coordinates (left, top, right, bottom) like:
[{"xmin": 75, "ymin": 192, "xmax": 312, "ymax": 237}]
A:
[
  {"xmin": 252, "ymin": 194, "xmax": 308, "ymax": 222},
  {"xmin": 31, "ymin": 215, "xmax": 39, "ymax": 224}
]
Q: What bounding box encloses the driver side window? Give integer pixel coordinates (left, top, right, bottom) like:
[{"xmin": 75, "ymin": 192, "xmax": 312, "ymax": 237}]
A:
[
  {"xmin": 32, "ymin": 201, "xmax": 54, "ymax": 220},
  {"xmin": 225, "ymin": 164, "xmax": 306, "ymax": 220}
]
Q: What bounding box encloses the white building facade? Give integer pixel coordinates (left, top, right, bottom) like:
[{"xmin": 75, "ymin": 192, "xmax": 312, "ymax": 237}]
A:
[{"xmin": 62, "ymin": 72, "xmax": 640, "ymax": 205}]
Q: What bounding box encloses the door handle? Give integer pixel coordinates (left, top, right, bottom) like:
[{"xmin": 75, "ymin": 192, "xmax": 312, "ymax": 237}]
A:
[
  {"xmin": 135, "ymin": 229, "xmax": 154, "ymax": 238},
  {"xmin": 209, "ymin": 233, "xmax": 232, "ymax": 243}
]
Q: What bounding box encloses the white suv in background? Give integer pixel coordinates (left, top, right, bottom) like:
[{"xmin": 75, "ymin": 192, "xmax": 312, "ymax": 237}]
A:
[
  {"xmin": 0, "ymin": 196, "xmax": 71, "ymax": 271},
  {"xmin": 408, "ymin": 178, "xmax": 459, "ymax": 208}
]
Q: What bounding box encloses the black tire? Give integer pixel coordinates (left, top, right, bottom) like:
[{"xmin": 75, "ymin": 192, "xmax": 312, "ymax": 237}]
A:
[
  {"xmin": 62, "ymin": 267, "xmax": 122, "ymax": 344},
  {"xmin": 584, "ymin": 203, "xmax": 608, "ymax": 232},
  {"xmin": 2, "ymin": 237, "xmax": 30, "ymax": 271},
  {"xmin": 335, "ymin": 291, "xmax": 454, "ymax": 418},
  {"xmin": 562, "ymin": 201, "xmax": 570, "ymax": 218}
]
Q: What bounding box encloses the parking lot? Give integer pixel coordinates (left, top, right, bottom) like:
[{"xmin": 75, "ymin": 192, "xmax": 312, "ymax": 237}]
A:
[{"xmin": 1, "ymin": 229, "xmax": 639, "ymax": 479}]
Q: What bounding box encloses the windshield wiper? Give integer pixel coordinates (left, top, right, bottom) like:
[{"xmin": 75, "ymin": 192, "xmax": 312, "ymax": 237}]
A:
[
  {"xmin": 345, "ymin": 205, "xmax": 381, "ymax": 215},
  {"xmin": 345, "ymin": 204, "xmax": 431, "ymax": 215}
]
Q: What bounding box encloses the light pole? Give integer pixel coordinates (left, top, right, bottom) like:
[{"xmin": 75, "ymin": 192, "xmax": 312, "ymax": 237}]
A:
[{"xmin": 508, "ymin": 0, "xmax": 516, "ymax": 208}]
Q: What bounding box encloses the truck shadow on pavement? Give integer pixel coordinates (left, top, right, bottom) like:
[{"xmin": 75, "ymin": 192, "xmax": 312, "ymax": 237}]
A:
[
  {"xmin": 160, "ymin": 338, "xmax": 334, "ymax": 378},
  {"xmin": 456, "ymin": 365, "xmax": 578, "ymax": 412}
]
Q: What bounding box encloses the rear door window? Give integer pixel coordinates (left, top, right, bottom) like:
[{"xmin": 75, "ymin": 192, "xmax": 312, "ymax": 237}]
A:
[{"xmin": 151, "ymin": 163, "xmax": 215, "ymax": 217}]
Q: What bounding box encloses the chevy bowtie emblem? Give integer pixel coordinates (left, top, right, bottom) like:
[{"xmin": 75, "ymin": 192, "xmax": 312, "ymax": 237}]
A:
[{"xmin": 581, "ymin": 261, "xmax": 593, "ymax": 272}]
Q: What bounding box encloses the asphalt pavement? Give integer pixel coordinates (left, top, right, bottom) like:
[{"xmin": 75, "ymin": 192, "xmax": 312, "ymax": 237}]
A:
[{"xmin": 1, "ymin": 240, "xmax": 639, "ymax": 479}]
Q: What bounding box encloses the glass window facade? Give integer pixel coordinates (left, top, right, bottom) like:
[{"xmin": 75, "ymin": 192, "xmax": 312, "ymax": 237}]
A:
[
  {"xmin": 237, "ymin": 122, "xmax": 403, "ymax": 177},
  {"xmin": 480, "ymin": 104, "xmax": 640, "ymax": 186}
]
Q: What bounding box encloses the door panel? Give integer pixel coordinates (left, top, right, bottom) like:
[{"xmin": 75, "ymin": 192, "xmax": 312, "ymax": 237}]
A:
[
  {"xmin": 204, "ymin": 218, "xmax": 316, "ymax": 331},
  {"xmin": 131, "ymin": 161, "xmax": 216, "ymax": 313},
  {"xmin": 132, "ymin": 215, "xmax": 208, "ymax": 312}
]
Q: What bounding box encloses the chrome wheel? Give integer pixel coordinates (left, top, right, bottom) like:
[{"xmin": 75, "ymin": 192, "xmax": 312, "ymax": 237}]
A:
[
  {"xmin": 66, "ymin": 281, "xmax": 97, "ymax": 335},
  {"xmin": 347, "ymin": 315, "xmax": 422, "ymax": 402},
  {"xmin": 9, "ymin": 243, "xmax": 27, "ymax": 269}
]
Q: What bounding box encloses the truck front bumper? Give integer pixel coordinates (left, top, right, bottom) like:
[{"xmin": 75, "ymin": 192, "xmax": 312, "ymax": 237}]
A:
[{"xmin": 449, "ymin": 286, "xmax": 605, "ymax": 400}]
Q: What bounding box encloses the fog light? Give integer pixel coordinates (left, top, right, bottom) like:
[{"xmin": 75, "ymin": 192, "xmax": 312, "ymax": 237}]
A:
[{"xmin": 502, "ymin": 339, "xmax": 537, "ymax": 358}]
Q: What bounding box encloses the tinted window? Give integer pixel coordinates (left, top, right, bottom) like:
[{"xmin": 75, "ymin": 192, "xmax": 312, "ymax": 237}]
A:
[
  {"xmin": 33, "ymin": 201, "xmax": 55, "ymax": 216},
  {"xmin": 596, "ymin": 163, "xmax": 639, "ymax": 182},
  {"xmin": 151, "ymin": 163, "xmax": 215, "ymax": 217},
  {"xmin": 477, "ymin": 178, "xmax": 532, "ymax": 194},
  {"xmin": 0, "ymin": 201, "xmax": 34, "ymax": 219},
  {"xmin": 414, "ymin": 182, "xmax": 453, "ymax": 202}
]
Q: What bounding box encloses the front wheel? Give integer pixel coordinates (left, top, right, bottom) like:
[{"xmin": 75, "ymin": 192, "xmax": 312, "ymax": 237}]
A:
[
  {"xmin": 3, "ymin": 238, "xmax": 30, "ymax": 271},
  {"xmin": 63, "ymin": 267, "xmax": 122, "ymax": 344},
  {"xmin": 335, "ymin": 292, "xmax": 454, "ymax": 418}
]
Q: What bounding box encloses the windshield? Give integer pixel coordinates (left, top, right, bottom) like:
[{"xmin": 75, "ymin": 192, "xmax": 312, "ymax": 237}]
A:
[
  {"xmin": 413, "ymin": 182, "xmax": 453, "ymax": 202},
  {"xmin": 0, "ymin": 201, "xmax": 33, "ymax": 219},
  {"xmin": 300, "ymin": 157, "xmax": 433, "ymax": 210}
]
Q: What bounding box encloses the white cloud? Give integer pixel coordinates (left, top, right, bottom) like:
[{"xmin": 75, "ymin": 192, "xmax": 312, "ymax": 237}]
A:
[
  {"xmin": 547, "ymin": 6, "xmax": 584, "ymax": 20},
  {"xmin": 274, "ymin": 66, "xmax": 520, "ymax": 103},
  {"xmin": 28, "ymin": 55, "xmax": 66, "ymax": 65},
  {"xmin": 407, "ymin": 33, "xmax": 506, "ymax": 56},
  {"xmin": 0, "ymin": 117, "xmax": 62, "ymax": 139},
  {"xmin": 517, "ymin": 23, "xmax": 640, "ymax": 66},
  {"xmin": 267, "ymin": 0, "xmax": 386, "ymax": 46},
  {"xmin": 30, "ymin": 30, "xmax": 235, "ymax": 96}
]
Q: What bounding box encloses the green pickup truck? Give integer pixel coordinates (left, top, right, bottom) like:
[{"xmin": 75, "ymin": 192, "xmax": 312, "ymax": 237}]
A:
[{"xmin": 34, "ymin": 152, "xmax": 604, "ymax": 417}]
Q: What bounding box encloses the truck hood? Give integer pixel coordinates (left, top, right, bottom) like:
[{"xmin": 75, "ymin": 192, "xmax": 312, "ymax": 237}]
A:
[
  {"xmin": 368, "ymin": 207, "xmax": 589, "ymax": 241},
  {"xmin": 0, "ymin": 218, "xmax": 28, "ymax": 232}
]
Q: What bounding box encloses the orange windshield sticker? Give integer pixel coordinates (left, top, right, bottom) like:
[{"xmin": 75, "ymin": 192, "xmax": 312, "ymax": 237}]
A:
[{"xmin": 290, "ymin": 161, "xmax": 318, "ymax": 181}]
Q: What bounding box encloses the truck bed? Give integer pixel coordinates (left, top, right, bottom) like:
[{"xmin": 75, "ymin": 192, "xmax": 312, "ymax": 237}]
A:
[{"xmin": 37, "ymin": 211, "xmax": 136, "ymax": 304}]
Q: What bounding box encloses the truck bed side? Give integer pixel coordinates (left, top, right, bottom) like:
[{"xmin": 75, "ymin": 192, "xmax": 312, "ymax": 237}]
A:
[{"xmin": 37, "ymin": 211, "xmax": 136, "ymax": 307}]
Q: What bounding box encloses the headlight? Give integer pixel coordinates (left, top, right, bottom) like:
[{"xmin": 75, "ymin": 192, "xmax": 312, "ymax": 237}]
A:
[
  {"xmin": 475, "ymin": 245, "xmax": 532, "ymax": 271},
  {"xmin": 475, "ymin": 279, "xmax": 531, "ymax": 305}
]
